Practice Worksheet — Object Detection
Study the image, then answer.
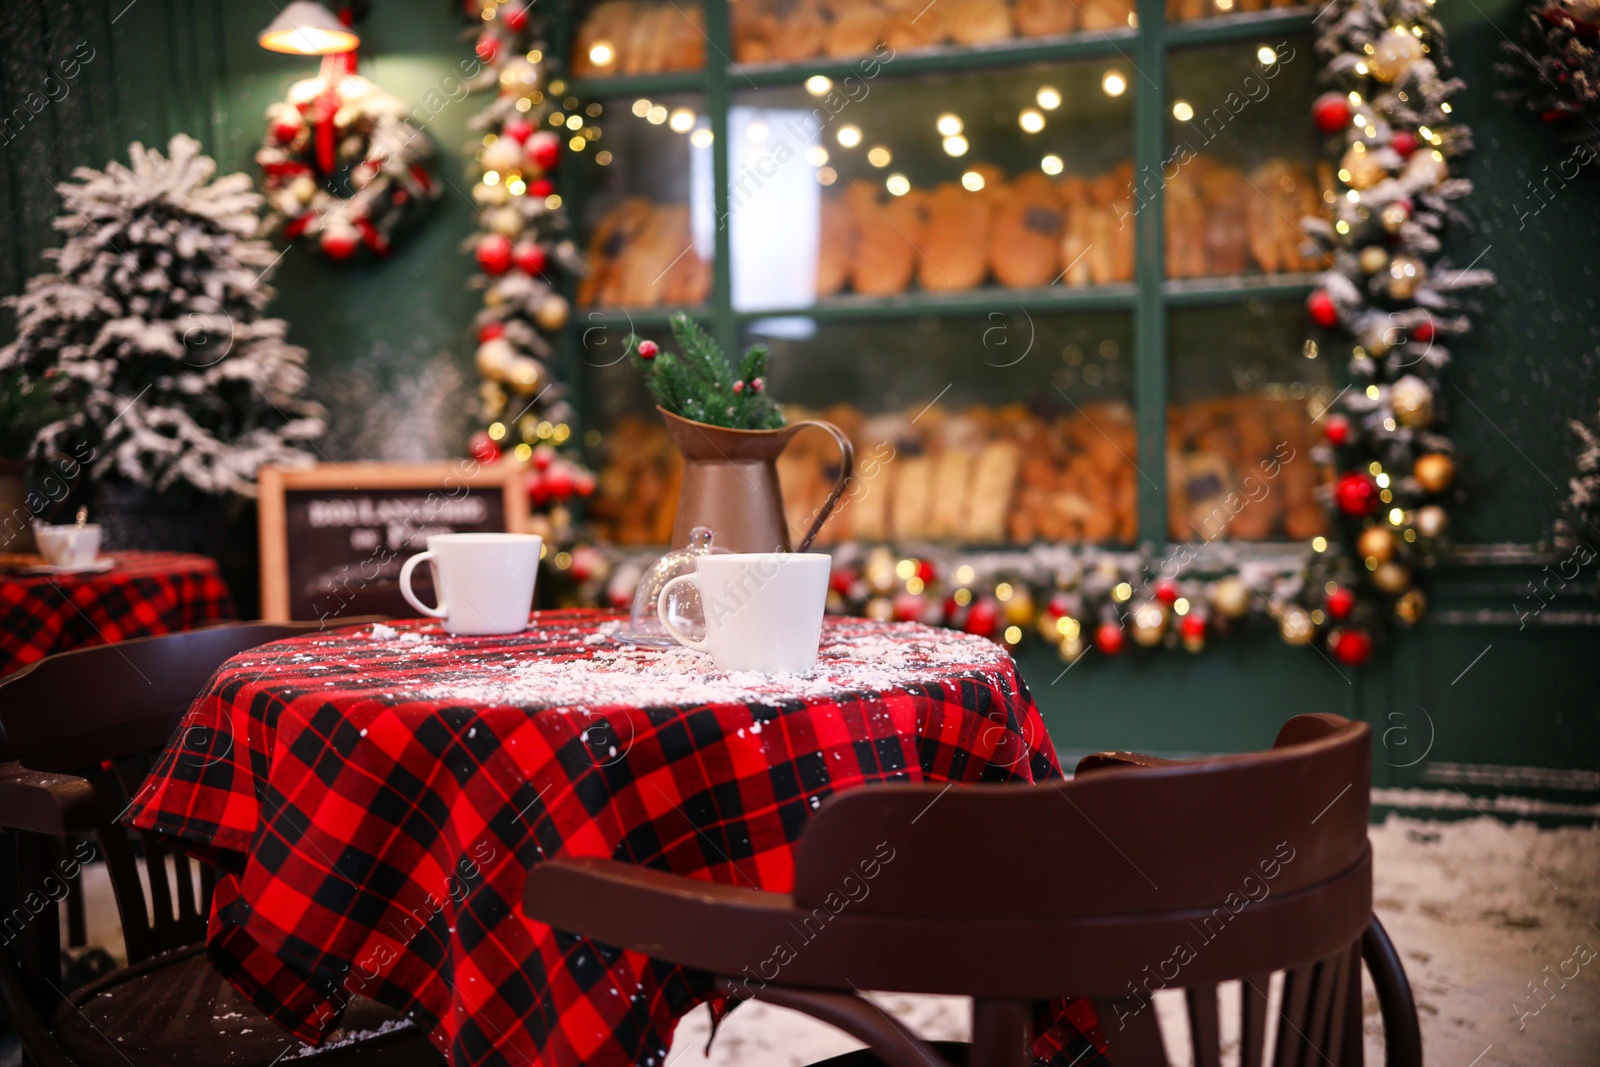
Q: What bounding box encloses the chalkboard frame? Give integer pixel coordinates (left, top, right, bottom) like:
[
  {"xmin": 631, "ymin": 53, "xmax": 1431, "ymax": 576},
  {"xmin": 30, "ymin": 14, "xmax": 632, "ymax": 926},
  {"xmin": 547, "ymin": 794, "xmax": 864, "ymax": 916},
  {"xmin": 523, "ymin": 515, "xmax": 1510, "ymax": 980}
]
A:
[{"xmin": 257, "ymin": 461, "xmax": 529, "ymax": 622}]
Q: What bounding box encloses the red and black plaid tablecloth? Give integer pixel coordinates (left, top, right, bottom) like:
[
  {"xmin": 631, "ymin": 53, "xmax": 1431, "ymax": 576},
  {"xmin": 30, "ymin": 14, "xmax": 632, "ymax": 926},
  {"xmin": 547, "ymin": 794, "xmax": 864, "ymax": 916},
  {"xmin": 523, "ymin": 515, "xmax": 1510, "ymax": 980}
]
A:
[
  {"xmin": 126, "ymin": 610, "xmax": 1104, "ymax": 1067},
  {"xmin": 0, "ymin": 550, "xmax": 235, "ymax": 675}
]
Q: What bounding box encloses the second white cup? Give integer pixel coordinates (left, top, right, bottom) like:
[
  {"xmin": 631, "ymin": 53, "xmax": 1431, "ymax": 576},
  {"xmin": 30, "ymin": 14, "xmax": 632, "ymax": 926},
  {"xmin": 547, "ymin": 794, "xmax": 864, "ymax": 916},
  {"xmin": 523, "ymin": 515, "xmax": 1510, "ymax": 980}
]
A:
[
  {"xmin": 399, "ymin": 532, "xmax": 542, "ymax": 636},
  {"xmin": 656, "ymin": 552, "xmax": 830, "ymax": 674}
]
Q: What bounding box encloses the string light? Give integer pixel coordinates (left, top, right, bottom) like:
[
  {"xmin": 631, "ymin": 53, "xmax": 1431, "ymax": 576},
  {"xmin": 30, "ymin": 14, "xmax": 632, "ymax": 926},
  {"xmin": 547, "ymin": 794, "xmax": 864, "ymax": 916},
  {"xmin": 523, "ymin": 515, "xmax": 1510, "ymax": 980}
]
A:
[
  {"xmin": 646, "ymin": 105, "xmax": 667, "ymax": 125},
  {"xmin": 936, "ymin": 113, "xmax": 963, "ymax": 136},
  {"xmin": 1102, "ymin": 70, "xmax": 1127, "ymax": 97},
  {"xmin": 668, "ymin": 108, "xmax": 695, "ymax": 133},
  {"xmin": 1257, "ymin": 44, "xmax": 1279, "ymax": 66},
  {"xmin": 885, "ymin": 173, "xmax": 910, "ymax": 196},
  {"xmin": 1172, "ymin": 100, "xmax": 1194, "ymax": 121},
  {"xmin": 961, "ymin": 170, "xmax": 985, "ymax": 191},
  {"xmin": 867, "ymin": 146, "xmax": 891, "ymax": 167},
  {"xmin": 1036, "ymin": 86, "xmax": 1061, "ymax": 110},
  {"xmin": 805, "ymin": 145, "xmax": 828, "ymax": 167},
  {"xmin": 805, "ymin": 75, "xmax": 831, "ymax": 96},
  {"xmin": 690, "ymin": 127, "xmax": 713, "ymax": 148},
  {"xmin": 1019, "ymin": 109, "xmax": 1045, "ymax": 133},
  {"xmin": 1041, "ymin": 154, "xmax": 1064, "ymax": 175},
  {"xmin": 588, "ymin": 42, "xmax": 614, "ymax": 67},
  {"xmin": 631, "ymin": 99, "xmax": 651, "ymax": 117},
  {"xmin": 836, "ymin": 124, "xmax": 862, "ymax": 147},
  {"xmin": 943, "ymin": 134, "xmax": 969, "ymax": 157}
]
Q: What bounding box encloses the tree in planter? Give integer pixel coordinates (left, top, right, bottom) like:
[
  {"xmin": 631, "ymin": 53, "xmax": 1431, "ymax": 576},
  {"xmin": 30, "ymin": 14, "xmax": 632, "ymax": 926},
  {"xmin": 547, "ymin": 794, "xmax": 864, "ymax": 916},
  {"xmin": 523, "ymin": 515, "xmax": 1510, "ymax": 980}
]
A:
[{"xmin": 0, "ymin": 135, "xmax": 323, "ymax": 505}]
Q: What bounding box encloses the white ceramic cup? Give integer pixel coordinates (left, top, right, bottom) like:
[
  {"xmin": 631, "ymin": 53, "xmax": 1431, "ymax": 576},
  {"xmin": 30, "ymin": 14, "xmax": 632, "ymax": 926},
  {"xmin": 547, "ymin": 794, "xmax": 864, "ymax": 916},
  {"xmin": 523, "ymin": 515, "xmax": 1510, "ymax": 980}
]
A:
[
  {"xmin": 34, "ymin": 523, "xmax": 101, "ymax": 568},
  {"xmin": 399, "ymin": 532, "xmax": 542, "ymax": 636},
  {"xmin": 656, "ymin": 552, "xmax": 830, "ymax": 674}
]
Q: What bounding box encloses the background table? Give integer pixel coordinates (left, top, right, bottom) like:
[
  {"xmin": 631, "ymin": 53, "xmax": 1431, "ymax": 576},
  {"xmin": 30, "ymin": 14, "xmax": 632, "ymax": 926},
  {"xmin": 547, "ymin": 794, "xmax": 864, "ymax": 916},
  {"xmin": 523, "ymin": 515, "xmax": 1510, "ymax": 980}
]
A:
[
  {"xmin": 126, "ymin": 610, "xmax": 1096, "ymax": 1067},
  {"xmin": 0, "ymin": 550, "xmax": 235, "ymax": 676}
]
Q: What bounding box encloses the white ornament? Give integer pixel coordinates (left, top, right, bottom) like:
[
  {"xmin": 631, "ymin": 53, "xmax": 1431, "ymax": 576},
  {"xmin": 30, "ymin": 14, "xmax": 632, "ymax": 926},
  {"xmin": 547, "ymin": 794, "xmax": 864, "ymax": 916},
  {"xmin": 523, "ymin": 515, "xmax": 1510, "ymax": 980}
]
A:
[{"xmin": 482, "ymin": 137, "xmax": 524, "ymax": 175}]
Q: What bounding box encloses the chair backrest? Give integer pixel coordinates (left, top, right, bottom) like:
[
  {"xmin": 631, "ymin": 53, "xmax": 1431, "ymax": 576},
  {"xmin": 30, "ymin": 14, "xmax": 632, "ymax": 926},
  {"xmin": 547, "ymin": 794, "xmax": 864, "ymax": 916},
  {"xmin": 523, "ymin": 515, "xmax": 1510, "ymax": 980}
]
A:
[
  {"xmin": 792, "ymin": 713, "xmax": 1371, "ymax": 1009},
  {"xmin": 0, "ymin": 619, "xmax": 380, "ymax": 966}
]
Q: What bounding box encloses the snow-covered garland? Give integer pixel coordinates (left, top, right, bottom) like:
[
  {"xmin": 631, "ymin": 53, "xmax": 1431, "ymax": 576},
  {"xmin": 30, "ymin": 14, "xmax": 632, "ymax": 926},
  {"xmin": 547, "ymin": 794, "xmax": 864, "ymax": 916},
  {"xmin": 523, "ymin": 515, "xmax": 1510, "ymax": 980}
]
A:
[
  {"xmin": 0, "ymin": 135, "xmax": 323, "ymax": 497},
  {"xmin": 256, "ymin": 54, "xmax": 441, "ymax": 260},
  {"xmin": 1498, "ymin": 0, "xmax": 1600, "ymax": 154},
  {"xmin": 1556, "ymin": 400, "xmax": 1600, "ymax": 551},
  {"xmin": 458, "ymin": 0, "xmax": 592, "ymax": 538}
]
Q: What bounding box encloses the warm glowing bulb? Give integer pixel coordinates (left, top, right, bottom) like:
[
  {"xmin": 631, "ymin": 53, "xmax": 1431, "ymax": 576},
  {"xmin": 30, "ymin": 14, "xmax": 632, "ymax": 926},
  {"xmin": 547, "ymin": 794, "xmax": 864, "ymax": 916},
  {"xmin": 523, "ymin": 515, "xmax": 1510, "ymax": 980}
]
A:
[
  {"xmin": 886, "ymin": 173, "xmax": 910, "ymax": 196},
  {"xmin": 1019, "ymin": 109, "xmax": 1045, "ymax": 133},
  {"xmin": 1257, "ymin": 44, "xmax": 1278, "ymax": 66},
  {"xmin": 961, "ymin": 170, "xmax": 985, "ymax": 191},
  {"xmin": 942, "ymin": 134, "xmax": 969, "ymax": 157},
  {"xmin": 646, "ymin": 105, "xmax": 668, "ymax": 125},
  {"xmin": 668, "ymin": 108, "xmax": 695, "ymax": 133},
  {"xmin": 589, "ymin": 42, "xmax": 615, "ymax": 67},
  {"xmin": 816, "ymin": 166, "xmax": 837, "ymax": 186},
  {"xmin": 805, "ymin": 75, "xmax": 832, "ymax": 96},
  {"xmin": 836, "ymin": 124, "xmax": 862, "ymax": 147},
  {"xmin": 1041, "ymin": 154, "xmax": 1064, "ymax": 175},
  {"xmin": 1172, "ymin": 100, "xmax": 1194, "ymax": 121},
  {"xmin": 690, "ymin": 127, "xmax": 713, "ymax": 148},
  {"xmin": 805, "ymin": 145, "xmax": 828, "ymax": 167},
  {"xmin": 936, "ymin": 113, "xmax": 963, "ymax": 136},
  {"xmin": 1102, "ymin": 71, "xmax": 1127, "ymax": 97},
  {"xmin": 632, "ymin": 98, "xmax": 651, "ymax": 117},
  {"xmin": 1036, "ymin": 86, "xmax": 1061, "ymax": 110},
  {"xmin": 867, "ymin": 146, "xmax": 892, "ymax": 167}
]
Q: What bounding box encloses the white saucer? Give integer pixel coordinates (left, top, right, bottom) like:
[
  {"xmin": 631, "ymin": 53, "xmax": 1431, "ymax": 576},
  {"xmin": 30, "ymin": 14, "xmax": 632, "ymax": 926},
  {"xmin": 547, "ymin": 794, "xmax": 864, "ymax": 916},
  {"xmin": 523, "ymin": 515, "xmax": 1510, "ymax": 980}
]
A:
[{"xmin": 26, "ymin": 557, "xmax": 117, "ymax": 576}]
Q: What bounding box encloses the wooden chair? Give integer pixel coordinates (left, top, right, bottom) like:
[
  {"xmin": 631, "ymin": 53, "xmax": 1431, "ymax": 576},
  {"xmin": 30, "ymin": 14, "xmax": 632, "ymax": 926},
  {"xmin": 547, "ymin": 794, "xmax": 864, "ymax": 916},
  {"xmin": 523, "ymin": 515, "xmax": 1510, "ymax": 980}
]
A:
[
  {"xmin": 525, "ymin": 713, "xmax": 1423, "ymax": 1067},
  {"xmin": 0, "ymin": 621, "xmax": 447, "ymax": 1067}
]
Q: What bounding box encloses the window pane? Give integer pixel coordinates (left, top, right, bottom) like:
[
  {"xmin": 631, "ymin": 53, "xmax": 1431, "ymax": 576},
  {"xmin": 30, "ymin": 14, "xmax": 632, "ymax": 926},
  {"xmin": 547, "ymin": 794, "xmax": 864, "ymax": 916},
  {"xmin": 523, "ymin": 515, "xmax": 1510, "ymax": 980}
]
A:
[
  {"xmin": 1163, "ymin": 36, "xmax": 1330, "ymax": 280},
  {"xmin": 732, "ymin": 1, "xmax": 1135, "ymax": 65},
  {"xmin": 748, "ymin": 312, "xmax": 1137, "ymax": 546},
  {"xmin": 570, "ymin": 1, "xmax": 705, "ymax": 77},
  {"xmin": 728, "ymin": 59, "xmax": 1135, "ymax": 310},
  {"xmin": 1168, "ymin": 302, "xmax": 1334, "ymax": 542}
]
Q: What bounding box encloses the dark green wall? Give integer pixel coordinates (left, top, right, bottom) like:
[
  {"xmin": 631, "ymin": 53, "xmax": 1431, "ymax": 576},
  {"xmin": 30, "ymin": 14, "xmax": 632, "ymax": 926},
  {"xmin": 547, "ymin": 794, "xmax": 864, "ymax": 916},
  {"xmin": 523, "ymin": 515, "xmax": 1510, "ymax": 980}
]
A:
[{"xmin": 2, "ymin": 0, "xmax": 1596, "ymax": 805}]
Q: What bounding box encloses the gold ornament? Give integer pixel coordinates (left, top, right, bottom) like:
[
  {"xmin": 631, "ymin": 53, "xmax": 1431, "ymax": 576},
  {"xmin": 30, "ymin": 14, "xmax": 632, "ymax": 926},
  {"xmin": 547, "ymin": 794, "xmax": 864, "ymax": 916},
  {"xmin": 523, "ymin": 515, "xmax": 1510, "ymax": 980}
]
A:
[
  {"xmin": 1380, "ymin": 201, "xmax": 1409, "ymax": 233},
  {"xmin": 498, "ymin": 58, "xmax": 542, "ymax": 95},
  {"xmin": 1369, "ymin": 26, "xmax": 1425, "ymax": 82},
  {"xmin": 1003, "ymin": 587, "xmax": 1036, "ymax": 627},
  {"xmin": 865, "ymin": 596, "xmax": 895, "ymax": 623},
  {"xmin": 1359, "ymin": 246, "xmax": 1390, "ymax": 274},
  {"xmin": 507, "ymin": 356, "xmax": 543, "ymax": 393},
  {"xmin": 1279, "ymin": 606, "xmax": 1316, "ymax": 645},
  {"xmin": 489, "ymin": 205, "xmax": 525, "ymax": 239},
  {"xmin": 1394, "ymin": 588, "xmax": 1427, "ymax": 625},
  {"xmin": 1211, "ymin": 577, "xmax": 1252, "ymax": 619},
  {"xmin": 1414, "ymin": 452, "xmax": 1456, "ymax": 493},
  {"xmin": 1058, "ymin": 634, "xmax": 1086, "ymax": 663},
  {"xmin": 1404, "ymin": 149, "xmax": 1448, "ymax": 187},
  {"xmin": 1390, "ymin": 375, "xmax": 1435, "ymax": 428},
  {"xmin": 865, "ymin": 547, "xmax": 897, "ymax": 594},
  {"xmin": 474, "ymin": 180, "xmax": 510, "ymax": 207},
  {"xmin": 536, "ymin": 295, "xmax": 570, "ymax": 331},
  {"xmin": 1386, "ymin": 255, "xmax": 1427, "ymax": 300},
  {"xmin": 1414, "ymin": 504, "xmax": 1449, "ymax": 538},
  {"xmin": 481, "ymin": 137, "xmax": 524, "ymax": 175},
  {"xmin": 1340, "ymin": 142, "xmax": 1385, "ymax": 190},
  {"xmin": 1357, "ymin": 525, "xmax": 1398, "ymax": 564},
  {"xmin": 1371, "ymin": 561, "xmax": 1412, "ymax": 594},
  {"xmin": 475, "ymin": 338, "xmax": 517, "ymax": 379},
  {"xmin": 1130, "ymin": 601, "xmax": 1167, "ymax": 646}
]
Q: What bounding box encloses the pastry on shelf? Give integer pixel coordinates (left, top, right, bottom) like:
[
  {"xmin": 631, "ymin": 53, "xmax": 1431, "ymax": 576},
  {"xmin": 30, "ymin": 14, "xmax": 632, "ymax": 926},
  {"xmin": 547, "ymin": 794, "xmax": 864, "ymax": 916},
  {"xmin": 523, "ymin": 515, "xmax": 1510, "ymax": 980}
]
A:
[
  {"xmin": 824, "ymin": 1, "xmax": 890, "ymax": 57},
  {"xmin": 944, "ymin": 0, "xmax": 1014, "ymax": 45},
  {"xmin": 988, "ymin": 172, "xmax": 1062, "ymax": 289},
  {"xmin": 570, "ymin": 1, "xmax": 705, "ymax": 77},
  {"xmin": 1015, "ymin": 0, "xmax": 1078, "ymax": 37},
  {"xmin": 885, "ymin": 0, "xmax": 944, "ymax": 50},
  {"xmin": 816, "ymin": 193, "xmax": 856, "ymax": 297},
  {"xmin": 1078, "ymin": 0, "xmax": 1133, "ymax": 31},
  {"xmin": 919, "ymin": 178, "xmax": 993, "ymax": 291},
  {"xmin": 846, "ymin": 180, "xmax": 922, "ymax": 296}
]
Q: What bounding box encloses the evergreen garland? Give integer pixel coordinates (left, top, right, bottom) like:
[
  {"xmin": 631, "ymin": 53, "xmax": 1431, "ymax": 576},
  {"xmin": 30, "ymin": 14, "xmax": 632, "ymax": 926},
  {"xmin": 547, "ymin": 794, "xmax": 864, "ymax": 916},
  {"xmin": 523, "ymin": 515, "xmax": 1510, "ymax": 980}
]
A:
[
  {"xmin": 1498, "ymin": 0, "xmax": 1600, "ymax": 153},
  {"xmin": 630, "ymin": 313, "xmax": 784, "ymax": 431}
]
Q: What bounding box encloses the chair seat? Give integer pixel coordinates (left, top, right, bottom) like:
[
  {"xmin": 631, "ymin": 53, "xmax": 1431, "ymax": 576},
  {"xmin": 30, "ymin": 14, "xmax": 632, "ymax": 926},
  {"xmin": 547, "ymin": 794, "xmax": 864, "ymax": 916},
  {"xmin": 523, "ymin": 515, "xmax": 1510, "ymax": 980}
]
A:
[{"xmin": 52, "ymin": 946, "xmax": 445, "ymax": 1067}]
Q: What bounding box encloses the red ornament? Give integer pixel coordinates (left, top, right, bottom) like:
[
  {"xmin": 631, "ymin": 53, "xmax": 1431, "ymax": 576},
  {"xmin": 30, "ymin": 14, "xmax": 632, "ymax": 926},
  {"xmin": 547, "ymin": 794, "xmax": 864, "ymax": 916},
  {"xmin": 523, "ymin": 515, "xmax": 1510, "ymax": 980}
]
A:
[
  {"xmin": 475, "ymin": 35, "xmax": 501, "ymax": 63},
  {"xmin": 1390, "ymin": 131, "xmax": 1418, "ymax": 158},
  {"xmin": 1411, "ymin": 319, "xmax": 1436, "ymax": 343},
  {"xmin": 513, "ymin": 242, "xmax": 548, "ymax": 275},
  {"xmin": 320, "ymin": 228, "xmax": 359, "ymax": 260},
  {"xmin": 528, "ymin": 132, "xmax": 561, "ymax": 171},
  {"xmin": 1335, "ymin": 472, "xmax": 1379, "ymax": 517},
  {"xmin": 543, "ymin": 466, "xmax": 576, "ymax": 499},
  {"xmin": 1326, "ymin": 586, "xmax": 1356, "ymax": 620},
  {"xmin": 272, "ymin": 120, "xmax": 302, "ymax": 144},
  {"xmin": 1313, "ymin": 92, "xmax": 1351, "ymax": 134},
  {"xmin": 965, "ymin": 599, "xmax": 1000, "ymax": 638},
  {"xmin": 1094, "ymin": 621, "xmax": 1126, "ymax": 656},
  {"xmin": 501, "ymin": 4, "xmax": 529, "ymax": 31},
  {"xmin": 1179, "ymin": 614, "xmax": 1206, "ymax": 640},
  {"xmin": 1153, "ymin": 578, "xmax": 1180, "ymax": 605},
  {"xmin": 1330, "ymin": 628, "xmax": 1374, "ymax": 667},
  {"xmin": 468, "ymin": 432, "xmax": 500, "ymax": 463},
  {"xmin": 892, "ymin": 593, "xmax": 925, "ymax": 623},
  {"xmin": 637, "ymin": 340, "xmax": 659, "ymax": 360},
  {"xmin": 830, "ymin": 570, "xmax": 858, "ymax": 597},
  {"xmin": 532, "ymin": 444, "xmax": 555, "ymax": 471},
  {"xmin": 915, "ymin": 559, "xmax": 936, "ymax": 584},
  {"xmin": 503, "ymin": 117, "xmax": 535, "ymax": 144},
  {"xmin": 528, "ymin": 178, "xmax": 555, "ymax": 198},
  {"xmin": 475, "ymin": 233, "xmax": 513, "ymax": 275},
  {"xmin": 1325, "ymin": 414, "xmax": 1352, "ymax": 446},
  {"xmin": 477, "ymin": 322, "xmax": 506, "ymax": 342},
  {"xmin": 1308, "ymin": 290, "xmax": 1339, "ymax": 328}
]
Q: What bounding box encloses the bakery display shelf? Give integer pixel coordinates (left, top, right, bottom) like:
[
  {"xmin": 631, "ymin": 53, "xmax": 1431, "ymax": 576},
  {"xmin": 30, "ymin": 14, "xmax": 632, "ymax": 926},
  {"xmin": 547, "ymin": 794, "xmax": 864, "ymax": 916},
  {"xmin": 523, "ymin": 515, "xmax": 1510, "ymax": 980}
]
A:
[
  {"xmin": 728, "ymin": 27, "xmax": 1139, "ymax": 88},
  {"xmin": 1163, "ymin": 6, "xmax": 1316, "ymax": 48},
  {"xmin": 731, "ymin": 283, "xmax": 1140, "ymax": 325},
  {"xmin": 1162, "ymin": 272, "xmax": 1320, "ymax": 305},
  {"xmin": 574, "ymin": 306, "xmax": 707, "ymax": 330},
  {"xmin": 570, "ymin": 71, "xmax": 706, "ymax": 100}
]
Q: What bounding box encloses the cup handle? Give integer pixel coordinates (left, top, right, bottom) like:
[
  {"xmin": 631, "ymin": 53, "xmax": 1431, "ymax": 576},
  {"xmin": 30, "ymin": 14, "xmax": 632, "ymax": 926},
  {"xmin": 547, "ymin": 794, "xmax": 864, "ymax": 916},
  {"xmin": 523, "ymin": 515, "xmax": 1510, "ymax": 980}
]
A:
[
  {"xmin": 781, "ymin": 419, "xmax": 855, "ymax": 552},
  {"xmin": 399, "ymin": 551, "xmax": 449, "ymax": 619},
  {"xmin": 656, "ymin": 574, "xmax": 710, "ymax": 651}
]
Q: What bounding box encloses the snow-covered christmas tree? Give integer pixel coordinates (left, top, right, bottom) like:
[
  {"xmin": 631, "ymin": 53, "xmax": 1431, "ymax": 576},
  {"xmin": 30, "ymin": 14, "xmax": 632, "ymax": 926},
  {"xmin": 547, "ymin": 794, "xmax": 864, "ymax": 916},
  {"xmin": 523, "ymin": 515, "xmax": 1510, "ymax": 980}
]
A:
[{"xmin": 0, "ymin": 134, "xmax": 323, "ymax": 498}]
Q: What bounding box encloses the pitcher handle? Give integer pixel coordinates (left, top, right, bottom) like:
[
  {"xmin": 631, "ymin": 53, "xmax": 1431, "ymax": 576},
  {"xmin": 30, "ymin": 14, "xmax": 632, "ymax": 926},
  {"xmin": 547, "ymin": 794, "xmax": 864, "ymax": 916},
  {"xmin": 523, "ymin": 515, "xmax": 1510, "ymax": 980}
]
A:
[{"xmin": 781, "ymin": 419, "xmax": 855, "ymax": 553}]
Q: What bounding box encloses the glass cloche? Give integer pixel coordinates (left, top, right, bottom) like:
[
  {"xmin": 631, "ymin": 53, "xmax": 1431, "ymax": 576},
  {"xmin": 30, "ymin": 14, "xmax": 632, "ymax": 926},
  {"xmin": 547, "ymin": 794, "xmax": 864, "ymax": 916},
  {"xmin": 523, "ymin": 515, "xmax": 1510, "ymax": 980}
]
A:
[{"xmin": 614, "ymin": 526, "xmax": 724, "ymax": 646}]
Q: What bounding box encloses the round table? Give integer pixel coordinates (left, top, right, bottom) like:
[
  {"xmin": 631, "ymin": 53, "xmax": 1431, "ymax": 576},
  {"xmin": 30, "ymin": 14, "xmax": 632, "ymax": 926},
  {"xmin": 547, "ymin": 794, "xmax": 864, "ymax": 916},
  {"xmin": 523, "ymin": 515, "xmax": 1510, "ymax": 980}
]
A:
[
  {"xmin": 126, "ymin": 610, "xmax": 1083, "ymax": 1067},
  {"xmin": 0, "ymin": 550, "xmax": 235, "ymax": 675}
]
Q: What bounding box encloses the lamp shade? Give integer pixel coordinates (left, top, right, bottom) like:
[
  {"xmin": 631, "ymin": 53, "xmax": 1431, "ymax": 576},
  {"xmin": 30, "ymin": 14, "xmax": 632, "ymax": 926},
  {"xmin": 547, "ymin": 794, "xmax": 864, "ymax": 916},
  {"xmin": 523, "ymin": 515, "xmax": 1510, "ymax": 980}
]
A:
[{"xmin": 258, "ymin": 1, "xmax": 360, "ymax": 55}]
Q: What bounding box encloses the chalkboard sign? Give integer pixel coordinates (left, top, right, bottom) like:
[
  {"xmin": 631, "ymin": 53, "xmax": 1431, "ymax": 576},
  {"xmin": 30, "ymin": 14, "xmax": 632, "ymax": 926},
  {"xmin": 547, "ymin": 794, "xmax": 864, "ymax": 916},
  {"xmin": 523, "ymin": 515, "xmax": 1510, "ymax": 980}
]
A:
[{"xmin": 258, "ymin": 462, "xmax": 528, "ymax": 622}]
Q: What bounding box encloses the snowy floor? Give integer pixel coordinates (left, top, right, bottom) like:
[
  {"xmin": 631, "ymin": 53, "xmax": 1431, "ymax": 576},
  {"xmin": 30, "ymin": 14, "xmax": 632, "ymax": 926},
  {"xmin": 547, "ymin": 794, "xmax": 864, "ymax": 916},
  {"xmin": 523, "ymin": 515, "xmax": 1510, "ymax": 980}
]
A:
[{"xmin": 25, "ymin": 814, "xmax": 1600, "ymax": 1067}]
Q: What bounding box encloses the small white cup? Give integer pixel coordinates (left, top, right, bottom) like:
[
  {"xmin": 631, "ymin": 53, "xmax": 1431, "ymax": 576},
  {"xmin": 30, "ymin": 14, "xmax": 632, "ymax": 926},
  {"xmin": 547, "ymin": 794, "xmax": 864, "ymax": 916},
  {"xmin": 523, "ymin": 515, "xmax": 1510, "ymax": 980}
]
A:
[
  {"xmin": 399, "ymin": 532, "xmax": 542, "ymax": 636},
  {"xmin": 657, "ymin": 552, "xmax": 830, "ymax": 674},
  {"xmin": 34, "ymin": 523, "xmax": 101, "ymax": 568}
]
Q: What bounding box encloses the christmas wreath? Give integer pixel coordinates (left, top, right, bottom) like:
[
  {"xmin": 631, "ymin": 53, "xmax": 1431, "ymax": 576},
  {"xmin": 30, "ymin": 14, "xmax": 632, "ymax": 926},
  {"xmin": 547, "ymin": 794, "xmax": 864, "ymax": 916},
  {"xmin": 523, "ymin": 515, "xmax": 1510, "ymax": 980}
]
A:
[
  {"xmin": 1498, "ymin": 0, "xmax": 1600, "ymax": 153},
  {"xmin": 256, "ymin": 56, "xmax": 441, "ymax": 260}
]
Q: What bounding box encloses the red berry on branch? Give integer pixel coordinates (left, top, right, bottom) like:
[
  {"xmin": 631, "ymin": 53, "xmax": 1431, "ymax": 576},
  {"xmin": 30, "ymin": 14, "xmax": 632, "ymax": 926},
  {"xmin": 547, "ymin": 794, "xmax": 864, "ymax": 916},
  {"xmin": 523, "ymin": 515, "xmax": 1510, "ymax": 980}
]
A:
[
  {"xmin": 1154, "ymin": 578, "xmax": 1180, "ymax": 605},
  {"xmin": 1335, "ymin": 472, "xmax": 1379, "ymax": 517},
  {"xmin": 1308, "ymin": 289, "xmax": 1339, "ymax": 328},
  {"xmin": 1330, "ymin": 627, "xmax": 1373, "ymax": 667},
  {"xmin": 750, "ymin": 377, "xmax": 765, "ymax": 393},
  {"xmin": 1390, "ymin": 131, "xmax": 1418, "ymax": 158},
  {"xmin": 732, "ymin": 381, "xmax": 745, "ymax": 394},
  {"xmin": 1325, "ymin": 414, "xmax": 1352, "ymax": 446},
  {"xmin": 475, "ymin": 233, "xmax": 513, "ymax": 275},
  {"xmin": 637, "ymin": 340, "xmax": 659, "ymax": 360},
  {"xmin": 1095, "ymin": 621, "xmax": 1126, "ymax": 656},
  {"xmin": 1312, "ymin": 92, "xmax": 1351, "ymax": 134},
  {"xmin": 528, "ymin": 131, "xmax": 561, "ymax": 171},
  {"xmin": 1326, "ymin": 586, "xmax": 1356, "ymax": 620},
  {"xmin": 503, "ymin": 117, "xmax": 534, "ymax": 144},
  {"xmin": 513, "ymin": 242, "xmax": 547, "ymax": 275}
]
